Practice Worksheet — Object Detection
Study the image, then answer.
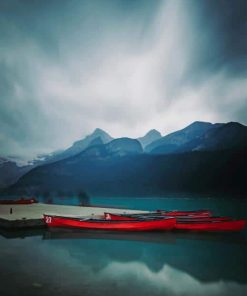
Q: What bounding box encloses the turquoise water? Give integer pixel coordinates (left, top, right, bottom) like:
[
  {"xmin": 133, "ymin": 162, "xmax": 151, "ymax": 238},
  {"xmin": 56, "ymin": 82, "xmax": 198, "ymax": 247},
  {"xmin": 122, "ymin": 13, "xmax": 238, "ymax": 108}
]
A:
[{"xmin": 0, "ymin": 196, "xmax": 247, "ymax": 296}]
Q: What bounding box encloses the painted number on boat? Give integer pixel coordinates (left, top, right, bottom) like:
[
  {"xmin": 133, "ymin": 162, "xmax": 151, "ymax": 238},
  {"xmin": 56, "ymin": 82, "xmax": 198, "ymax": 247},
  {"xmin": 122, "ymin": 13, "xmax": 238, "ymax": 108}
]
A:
[{"xmin": 45, "ymin": 216, "xmax": 52, "ymax": 223}]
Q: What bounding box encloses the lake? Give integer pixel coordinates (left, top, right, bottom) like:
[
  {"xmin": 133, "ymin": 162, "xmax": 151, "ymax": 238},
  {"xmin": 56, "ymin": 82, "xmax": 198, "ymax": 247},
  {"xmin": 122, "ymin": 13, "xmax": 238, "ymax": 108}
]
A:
[{"xmin": 0, "ymin": 196, "xmax": 246, "ymax": 296}]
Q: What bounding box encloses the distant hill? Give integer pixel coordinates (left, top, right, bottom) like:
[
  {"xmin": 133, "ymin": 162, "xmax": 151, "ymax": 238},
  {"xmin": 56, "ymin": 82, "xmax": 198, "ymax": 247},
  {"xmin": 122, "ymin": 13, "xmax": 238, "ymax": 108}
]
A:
[{"xmin": 138, "ymin": 130, "xmax": 162, "ymax": 148}]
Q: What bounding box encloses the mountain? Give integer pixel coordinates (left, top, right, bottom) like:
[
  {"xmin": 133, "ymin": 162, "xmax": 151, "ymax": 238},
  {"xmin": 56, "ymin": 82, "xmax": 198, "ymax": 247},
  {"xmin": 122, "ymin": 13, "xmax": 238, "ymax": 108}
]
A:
[
  {"xmin": 64, "ymin": 128, "xmax": 113, "ymax": 157},
  {"xmin": 87, "ymin": 136, "xmax": 104, "ymax": 147},
  {"xmin": 174, "ymin": 122, "xmax": 247, "ymax": 153},
  {"xmin": 33, "ymin": 128, "xmax": 113, "ymax": 165},
  {"xmin": 105, "ymin": 138, "xmax": 143, "ymax": 156},
  {"xmin": 138, "ymin": 129, "xmax": 162, "ymax": 148},
  {"xmin": 0, "ymin": 129, "xmax": 113, "ymax": 188},
  {"xmin": 2, "ymin": 121, "xmax": 246, "ymax": 196},
  {"xmin": 4, "ymin": 148, "xmax": 246, "ymax": 196},
  {"xmin": 147, "ymin": 122, "xmax": 247, "ymax": 154},
  {"xmin": 0, "ymin": 157, "xmax": 31, "ymax": 189},
  {"xmin": 145, "ymin": 121, "xmax": 218, "ymax": 153},
  {"xmin": 66, "ymin": 138, "xmax": 143, "ymax": 159}
]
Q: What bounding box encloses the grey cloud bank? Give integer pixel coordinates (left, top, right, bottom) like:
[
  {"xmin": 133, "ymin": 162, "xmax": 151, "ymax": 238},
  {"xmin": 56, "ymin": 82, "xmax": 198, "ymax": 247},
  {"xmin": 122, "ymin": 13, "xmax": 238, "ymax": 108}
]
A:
[{"xmin": 0, "ymin": 0, "xmax": 246, "ymax": 160}]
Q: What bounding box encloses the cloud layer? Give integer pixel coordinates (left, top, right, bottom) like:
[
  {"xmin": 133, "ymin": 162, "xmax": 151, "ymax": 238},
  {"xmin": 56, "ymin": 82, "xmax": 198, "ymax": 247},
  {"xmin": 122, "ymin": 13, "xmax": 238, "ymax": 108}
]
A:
[{"xmin": 0, "ymin": 0, "xmax": 246, "ymax": 160}]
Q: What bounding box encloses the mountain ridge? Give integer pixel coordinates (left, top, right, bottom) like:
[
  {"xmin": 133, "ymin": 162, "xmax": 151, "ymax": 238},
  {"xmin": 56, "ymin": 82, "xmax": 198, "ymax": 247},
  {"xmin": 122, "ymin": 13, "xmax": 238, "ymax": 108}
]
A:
[
  {"xmin": 146, "ymin": 121, "xmax": 246, "ymax": 154},
  {"xmin": 1, "ymin": 121, "xmax": 246, "ymax": 192},
  {"xmin": 145, "ymin": 121, "xmax": 220, "ymax": 153}
]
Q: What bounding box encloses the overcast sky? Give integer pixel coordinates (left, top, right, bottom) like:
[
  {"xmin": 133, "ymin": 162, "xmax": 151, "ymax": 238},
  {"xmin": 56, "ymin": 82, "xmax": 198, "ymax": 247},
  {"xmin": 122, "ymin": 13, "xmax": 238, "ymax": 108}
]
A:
[{"xmin": 0, "ymin": 0, "xmax": 246, "ymax": 160}]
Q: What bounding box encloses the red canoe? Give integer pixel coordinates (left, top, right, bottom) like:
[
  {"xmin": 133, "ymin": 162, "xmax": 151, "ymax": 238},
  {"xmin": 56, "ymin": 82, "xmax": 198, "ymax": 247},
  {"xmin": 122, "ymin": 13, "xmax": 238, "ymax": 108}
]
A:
[
  {"xmin": 175, "ymin": 219, "xmax": 246, "ymax": 232},
  {"xmin": 104, "ymin": 213, "xmax": 246, "ymax": 232},
  {"xmin": 157, "ymin": 209, "xmax": 212, "ymax": 217},
  {"xmin": 43, "ymin": 214, "xmax": 176, "ymax": 231},
  {"xmin": 104, "ymin": 213, "xmax": 231, "ymax": 222},
  {"xmin": 0, "ymin": 198, "xmax": 38, "ymax": 205},
  {"xmin": 104, "ymin": 210, "xmax": 212, "ymax": 221}
]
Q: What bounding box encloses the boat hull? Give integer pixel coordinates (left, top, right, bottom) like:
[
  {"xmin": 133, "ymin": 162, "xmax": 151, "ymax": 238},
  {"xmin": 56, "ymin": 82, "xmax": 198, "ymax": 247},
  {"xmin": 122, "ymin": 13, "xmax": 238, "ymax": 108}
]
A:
[
  {"xmin": 175, "ymin": 220, "xmax": 246, "ymax": 232},
  {"xmin": 0, "ymin": 198, "xmax": 38, "ymax": 205},
  {"xmin": 104, "ymin": 213, "xmax": 231, "ymax": 222},
  {"xmin": 158, "ymin": 210, "xmax": 212, "ymax": 217},
  {"xmin": 104, "ymin": 213, "xmax": 246, "ymax": 232},
  {"xmin": 43, "ymin": 215, "xmax": 176, "ymax": 231}
]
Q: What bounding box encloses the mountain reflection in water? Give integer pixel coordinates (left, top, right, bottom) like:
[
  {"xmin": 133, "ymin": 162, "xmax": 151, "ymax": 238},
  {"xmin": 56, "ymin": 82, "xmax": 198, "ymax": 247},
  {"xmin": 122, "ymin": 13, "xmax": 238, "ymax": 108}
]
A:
[
  {"xmin": 0, "ymin": 227, "xmax": 246, "ymax": 296},
  {"xmin": 0, "ymin": 196, "xmax": 246, "ymax": 296}
]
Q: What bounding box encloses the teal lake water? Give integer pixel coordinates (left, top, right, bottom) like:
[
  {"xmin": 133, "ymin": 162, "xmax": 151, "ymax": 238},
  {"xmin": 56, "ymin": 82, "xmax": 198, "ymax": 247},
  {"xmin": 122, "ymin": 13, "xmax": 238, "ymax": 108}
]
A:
[{"xmin": 0, "ymin": 196, "xmax": 247, "ymax": 296}]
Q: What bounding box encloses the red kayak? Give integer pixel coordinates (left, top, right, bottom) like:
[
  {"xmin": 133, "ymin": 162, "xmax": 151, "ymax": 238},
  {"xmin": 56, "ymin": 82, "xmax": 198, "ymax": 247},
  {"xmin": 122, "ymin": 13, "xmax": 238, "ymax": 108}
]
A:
[
  {"xmin": 0, "ymin": 198, "xmax": 38, "ymax": 205},
  {"xmin": 43, "ymin": 214, "xmax": 176, "ymax": 231}
]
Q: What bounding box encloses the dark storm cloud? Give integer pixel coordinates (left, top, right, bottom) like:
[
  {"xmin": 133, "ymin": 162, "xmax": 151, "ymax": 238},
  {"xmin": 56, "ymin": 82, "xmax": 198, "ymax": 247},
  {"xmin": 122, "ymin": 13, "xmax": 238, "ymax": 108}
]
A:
[
  {"xmin": 188, "ymin": 0, "xmax": 246, "ymax": 78},
  {"xmin": 0, "ymin": 0, "xmax": 246, "ymax": 161}
]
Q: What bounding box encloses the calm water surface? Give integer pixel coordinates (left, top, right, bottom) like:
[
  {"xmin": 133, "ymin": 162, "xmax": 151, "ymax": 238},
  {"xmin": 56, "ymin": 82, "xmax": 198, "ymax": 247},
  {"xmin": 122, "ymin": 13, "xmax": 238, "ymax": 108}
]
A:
[{"xmin": 0, "ymin": 196, "xmax": 247, "ymax": 296}]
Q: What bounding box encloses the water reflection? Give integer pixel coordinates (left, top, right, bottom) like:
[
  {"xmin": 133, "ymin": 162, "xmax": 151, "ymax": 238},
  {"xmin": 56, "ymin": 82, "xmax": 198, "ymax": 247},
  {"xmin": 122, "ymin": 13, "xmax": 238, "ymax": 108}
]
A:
[
  {"xmin": 0, "ymin": 195, "xmax": 246, "ymax": 296},
  {"xmin": 100, "ymin": 261, "xmax": 246, "ymax": 296},
  {"xmin": 0, "ymin": 228, "xmax": 246, "ymax": 288}
]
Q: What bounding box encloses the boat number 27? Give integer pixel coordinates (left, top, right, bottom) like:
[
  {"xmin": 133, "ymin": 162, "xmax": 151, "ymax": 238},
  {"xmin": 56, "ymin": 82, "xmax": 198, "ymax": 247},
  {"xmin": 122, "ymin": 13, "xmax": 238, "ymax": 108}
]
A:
[{"xmin": 45, "ymin": 216, "xmax": 52, "ymax": 223}]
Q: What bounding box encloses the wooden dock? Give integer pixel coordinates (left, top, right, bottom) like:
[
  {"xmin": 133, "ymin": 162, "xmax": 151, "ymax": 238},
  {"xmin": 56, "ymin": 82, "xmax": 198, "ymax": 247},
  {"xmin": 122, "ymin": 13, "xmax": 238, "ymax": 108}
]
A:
[{"xmin": 0, "ymin": 203, "xmax": 148, "ymax": 229}]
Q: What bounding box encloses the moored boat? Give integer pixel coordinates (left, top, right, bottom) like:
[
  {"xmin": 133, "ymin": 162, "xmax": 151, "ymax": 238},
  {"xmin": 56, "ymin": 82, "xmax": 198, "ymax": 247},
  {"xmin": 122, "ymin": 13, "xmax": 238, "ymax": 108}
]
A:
[
  {"xmin": 0, "ymin": 197, "xmax": 38, "ymax": 205},
  {"xmin": 43, "ymin": 214, "xmax": 176, "ymax": 231},
  {"xmin": 157, "ymin": 209, "xmax": 212, "ymax": 217},
  {"xmin": 175, "ymin": 219, "xmax": 246, "ymax": 232},
  {"xmin": 104, "ymin": 213, "xmax": 246, "ymax": 232},
  {"xmin": 104, "ymin": 212, "xmax": 231, "ymax": 222},
  {"xmin": 104, "ymin": 209, "xmax": 212, "ymax": 219}
]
